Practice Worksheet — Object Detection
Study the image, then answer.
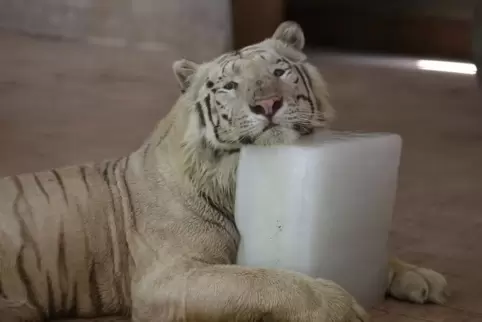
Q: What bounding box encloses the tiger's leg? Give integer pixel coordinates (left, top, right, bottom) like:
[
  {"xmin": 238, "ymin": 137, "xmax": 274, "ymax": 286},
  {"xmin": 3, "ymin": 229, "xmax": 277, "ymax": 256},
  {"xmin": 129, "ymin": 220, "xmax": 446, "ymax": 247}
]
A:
[
  {"xmin": 131, "ymin": 264, "xmax": 368, "ymax": 322},
  {"xmin": 0, "ymin": 298, "xmax": 44, "ymax": 322},
  {"xmin": 387, "ymin": 257, "xmax": 449, "ymax": 304}
]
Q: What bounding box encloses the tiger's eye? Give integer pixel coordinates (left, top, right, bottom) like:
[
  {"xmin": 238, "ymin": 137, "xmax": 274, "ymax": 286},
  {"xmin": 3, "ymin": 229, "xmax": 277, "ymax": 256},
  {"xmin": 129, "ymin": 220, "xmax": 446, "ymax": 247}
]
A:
[
  {"xmin": 273, "ymin": 69, "xmax": 285, "ymax": 77},
  {"xmin": 206, "ymin": 81, "xmax": 214, "ymax": 88},
  {"xmin": 224, "ymin": 81, "xmax": 238, "ymax": 90}
]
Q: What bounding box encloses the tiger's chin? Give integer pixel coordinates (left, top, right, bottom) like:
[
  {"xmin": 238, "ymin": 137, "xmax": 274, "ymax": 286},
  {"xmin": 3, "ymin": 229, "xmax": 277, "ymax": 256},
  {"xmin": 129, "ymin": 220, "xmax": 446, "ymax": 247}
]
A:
[
  {"xmin": 226, "ymin": 124, "xmax": 317, "ymax": 149},
  {"xmin": 252, "ymin": 127, "xmax": 302, "ymax": 146}
]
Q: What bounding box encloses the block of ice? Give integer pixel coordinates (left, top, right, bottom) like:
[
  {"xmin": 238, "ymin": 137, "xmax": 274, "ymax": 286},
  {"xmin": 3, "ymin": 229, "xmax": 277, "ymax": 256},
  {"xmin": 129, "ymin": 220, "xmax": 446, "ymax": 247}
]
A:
[{"xmin": 235, "ymin": 130, "xmax": 402, "ymax": 308}]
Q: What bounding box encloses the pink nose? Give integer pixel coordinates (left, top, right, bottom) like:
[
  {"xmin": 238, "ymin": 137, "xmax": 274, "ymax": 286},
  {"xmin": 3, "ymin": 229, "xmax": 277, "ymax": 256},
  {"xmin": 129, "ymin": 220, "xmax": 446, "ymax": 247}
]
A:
[{"xmin": 250, "ymin": 97, "xmax": 283, "ymax": 117}]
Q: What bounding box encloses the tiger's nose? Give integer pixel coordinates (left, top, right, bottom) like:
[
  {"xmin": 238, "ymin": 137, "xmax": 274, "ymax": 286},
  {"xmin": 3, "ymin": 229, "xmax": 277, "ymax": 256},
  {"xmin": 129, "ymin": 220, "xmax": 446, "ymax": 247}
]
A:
[{"xmin": 250, "ymin": 97, "xmax": 283, "ymax": 118}]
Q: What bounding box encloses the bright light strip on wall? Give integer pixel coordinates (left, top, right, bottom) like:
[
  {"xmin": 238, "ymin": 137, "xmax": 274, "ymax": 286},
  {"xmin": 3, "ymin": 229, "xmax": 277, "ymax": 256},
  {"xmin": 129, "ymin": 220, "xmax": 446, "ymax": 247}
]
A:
[{"xmin": 416, "ymin": 59, "xmax": 477, "ymax": 75}]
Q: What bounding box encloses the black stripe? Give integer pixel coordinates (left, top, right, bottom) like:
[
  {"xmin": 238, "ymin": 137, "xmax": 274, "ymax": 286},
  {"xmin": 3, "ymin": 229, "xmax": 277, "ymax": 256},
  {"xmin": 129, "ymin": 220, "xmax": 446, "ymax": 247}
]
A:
[
  {"xmin": 103, "ymin": 207, "xmax": 122, "ymax": 308},
  {"xmin": 102, "ymin": 159, "xmax": 120, "ymax": 224},
  {"xmin": 57, "ymin": 220, "xmax": 69, "ymax": 313},
  {"xmin": 67, "ymin": 281, "xmax": 78, "ymax": 316},
  {"xmin": 77, "ymin": 212, "xmax": 101, "ymax": 314},
  {"xmin": 16, "ymin": 216, "xmax": 42, "ymax": 270},
  {"xmin": 279, "ymin": 57, "xmax": 292, "ymax": 65},
  {"xmin": 221, "ymin": 59, "xmax": 231, "ymax": 75},
  {"xmin": 88, "ymin": 260, "xmax": 103, "ymax": 314},
  {"xmin": 294, "ymin": 65, "xmax": 311, "ymax": 93},
  {"xmin": 142, "ymin": 143, "xmax": 151, "ymax": 167},
  {"xmin": 195, "ymin": 102, "xmax": 206, "ymax": 127},
  {"xmin": 33, "ymin": 174, "xmax": 50, "ymax": 203},
  {"xmin": 107, "ymin": 161, "xmax": 127, "ymax": 309},
  {"xmin": 300, "ymin": 65, "xmax": 313, "ymax": 89},
  {"xmin": 12, "ymin": 176, "xmax": 42, "ymax": 270},
  {"xmin": 239, "ymin": 137, "xmax": 254, "ymax": 145},
  {"xmin": 198, "ymin": 138, "xmax": 239, "ymax": 159},
  {"xmin": 101, "ymin": 163, "xmax": 125, "ymax": 308},
  {"xmin": 198, "ymin": 192, "xmax": 236, "ymax": 238},
  {"xmin": 122, "ymin": 156, "xmax": 137, "ymax": 230},
  {"xmin": 51, "ymin": 169, "xmax": 69, "ymax": 205},
  {"xmin": 213, "ymin": 148, "xmax": 240, "ymax": 160},
  {"xmin": 294, "ymin": 65, "xmax": 315, "ymax": 114},
  {"xmin": 113, "ymin": 158, "xmax": 122, "ymax": 170},
  {"xmin": 198, "ymin": 192, "xmax": 239, "ymax": 258},
  {"xmin": 113, "ymin": 272, "xmax": 124, "ymax": 309},
  {"xmin": 278, "ymin": 56, "xmax": 312, "ymax": 96},
  {"xmin": 293, "ymin": 123, "xmax": 314, "ymax": 136},
  {"xmin": 46, "ymin": 273, "xmax": 55, "ymax": 316},
  {"xmin": 111, "ymin": 164, "xmax": 130, "ymax": 308},
  {"xmin": 217, "ymin": 52, "xmax": 231, "ymax": 64},
  {"xmin": 12, "ymin": 176, "xmax": 25, "ymax": 199},
  {"xmin": 204, "ymin": 94, "xmax": 226, "ymax": 143},
  {"xmin": 17, "ymin": 245, "xmax": 44, "ymax": 316},
  {"xmin": 102, "ymin": 162, "xmax": 117, "ymax": 213},
  {"xmin": 296, "ymin": 94, "xmax": 313, "ymax": 108},
  {"xmin": 155, "ymin": 123, "xmax": 173, "ymax": 147},
  {"xmin": 79, "ymin": 166, "xmax": 90, "ymax": 195},
  {"xmin": 199, "ymin": 191, "xmax": 232, "ymax": 221},
  {"xmin": 296, "ymin": 94, "xmax": 311, "ymax": 101}
]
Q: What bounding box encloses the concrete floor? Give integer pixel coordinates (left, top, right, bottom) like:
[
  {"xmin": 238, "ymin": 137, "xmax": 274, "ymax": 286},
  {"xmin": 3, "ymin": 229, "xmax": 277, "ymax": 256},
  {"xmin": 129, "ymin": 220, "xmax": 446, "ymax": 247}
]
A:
[{"xmin": 1, "ymin": 30, "xmax": 482, "ymax": 322}]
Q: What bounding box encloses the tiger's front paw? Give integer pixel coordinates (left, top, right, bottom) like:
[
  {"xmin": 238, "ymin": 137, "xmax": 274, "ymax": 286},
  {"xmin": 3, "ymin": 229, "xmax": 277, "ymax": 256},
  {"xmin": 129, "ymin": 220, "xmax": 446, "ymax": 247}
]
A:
[
  {"xmin": 388, "ymin": 262, "xmax": 449, "ymax": 304},
  {"xmin": 310, "ymin": 278, "xmax": 370, "ymax": 322}
]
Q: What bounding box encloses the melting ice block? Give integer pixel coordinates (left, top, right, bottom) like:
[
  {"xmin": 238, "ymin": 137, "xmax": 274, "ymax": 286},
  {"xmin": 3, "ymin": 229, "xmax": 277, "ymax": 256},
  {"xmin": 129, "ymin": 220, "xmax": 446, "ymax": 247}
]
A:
[{"xmin": 235, "ymin": 130, "xmax": 402, "ymax": 308}]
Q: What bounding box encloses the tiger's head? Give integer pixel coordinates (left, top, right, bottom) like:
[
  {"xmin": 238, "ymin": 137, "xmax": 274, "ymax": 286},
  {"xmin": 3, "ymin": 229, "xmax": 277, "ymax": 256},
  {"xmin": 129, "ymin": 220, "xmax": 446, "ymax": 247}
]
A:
[{"xmin": 173, "ymin": 21, "xmax": 334, "ymax": 152}]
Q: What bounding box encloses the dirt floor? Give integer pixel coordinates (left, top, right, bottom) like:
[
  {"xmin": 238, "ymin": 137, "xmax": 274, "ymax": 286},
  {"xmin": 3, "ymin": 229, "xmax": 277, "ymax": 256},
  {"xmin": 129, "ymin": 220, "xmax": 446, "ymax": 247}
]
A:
[{"xmin": 1, "ymin": 30, "xmax": 481, "ymax": 321}]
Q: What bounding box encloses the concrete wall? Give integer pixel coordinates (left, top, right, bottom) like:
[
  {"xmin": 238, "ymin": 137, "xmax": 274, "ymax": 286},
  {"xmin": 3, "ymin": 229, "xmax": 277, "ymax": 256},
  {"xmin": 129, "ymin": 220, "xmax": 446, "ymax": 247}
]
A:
[{"xmin": 0, "ymin": 0, "xmax": 232, "ymax": 62}]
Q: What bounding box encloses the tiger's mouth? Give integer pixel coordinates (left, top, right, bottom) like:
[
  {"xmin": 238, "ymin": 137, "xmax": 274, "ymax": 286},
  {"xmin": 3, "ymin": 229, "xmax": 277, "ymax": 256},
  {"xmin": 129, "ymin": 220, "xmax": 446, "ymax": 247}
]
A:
[
  {"xmin": 259, "ymin": 121, "xmax": 313, "ymax": 138},
  {"xmin": 239, "ymin": 121, "xmax": 314, "ymax": 146},
  {"xmin": 239, "ymin": 124, "xmax": 281, "ymax": 145},
  {"xmin": 262, "ymin": 122, "xmax": 278, "ymax": 132}
]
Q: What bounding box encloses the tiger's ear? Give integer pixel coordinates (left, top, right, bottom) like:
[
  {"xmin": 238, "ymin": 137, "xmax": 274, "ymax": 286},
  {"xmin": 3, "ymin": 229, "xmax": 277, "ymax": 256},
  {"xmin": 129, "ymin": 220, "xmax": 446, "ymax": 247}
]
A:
[
  {"xmin": 173, "ymin": 59, "xmax": 199, "ymax": 92},
  {"xmin": 272, "ymin": 21, "xmax": 305, "ymax": 51}
]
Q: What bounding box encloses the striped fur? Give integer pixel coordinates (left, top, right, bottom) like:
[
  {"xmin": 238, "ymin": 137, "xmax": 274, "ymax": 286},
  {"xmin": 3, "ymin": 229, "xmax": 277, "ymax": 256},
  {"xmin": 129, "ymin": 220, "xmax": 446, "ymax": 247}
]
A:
[{"xmin": 0, "ymin": 21, "xmax": 447, "ymax": 321}]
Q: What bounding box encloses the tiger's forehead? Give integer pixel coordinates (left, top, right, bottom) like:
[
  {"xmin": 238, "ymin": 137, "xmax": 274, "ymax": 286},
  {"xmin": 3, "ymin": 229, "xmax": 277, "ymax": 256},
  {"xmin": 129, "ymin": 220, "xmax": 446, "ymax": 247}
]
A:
[
  {"xmin": 215, "ymin": 46, "xmax": 281, "ymax": 64},
  {"xmin": 208, "ymin": 46, "xmax": 287, "ymax": 79}
]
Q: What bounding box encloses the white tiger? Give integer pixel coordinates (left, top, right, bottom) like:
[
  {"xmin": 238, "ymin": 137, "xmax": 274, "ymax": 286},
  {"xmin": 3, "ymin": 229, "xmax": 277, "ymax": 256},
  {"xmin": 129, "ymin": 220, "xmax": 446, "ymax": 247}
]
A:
[{"xmin": 0, "ymin": 21, "xmax": 448, "ymax": 321}]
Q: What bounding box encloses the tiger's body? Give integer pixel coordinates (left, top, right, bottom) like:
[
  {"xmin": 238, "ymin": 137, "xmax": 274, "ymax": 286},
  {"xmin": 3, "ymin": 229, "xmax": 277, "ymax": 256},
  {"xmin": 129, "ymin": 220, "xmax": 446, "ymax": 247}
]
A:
[
  {"xmin": 0, "ymin": 161, "xmax": 132, "ymax": 319},
  {"xmin": 0, "ymin": 22, "xmax": 448, "ymax": 321}
]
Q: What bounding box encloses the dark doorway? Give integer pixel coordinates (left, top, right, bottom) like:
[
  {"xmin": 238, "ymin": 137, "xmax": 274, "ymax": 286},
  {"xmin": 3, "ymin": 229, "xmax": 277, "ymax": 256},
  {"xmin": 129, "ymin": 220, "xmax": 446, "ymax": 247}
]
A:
[{"xmin": 231, "ymin": 0, "xmax": 476, "ymax": 61}]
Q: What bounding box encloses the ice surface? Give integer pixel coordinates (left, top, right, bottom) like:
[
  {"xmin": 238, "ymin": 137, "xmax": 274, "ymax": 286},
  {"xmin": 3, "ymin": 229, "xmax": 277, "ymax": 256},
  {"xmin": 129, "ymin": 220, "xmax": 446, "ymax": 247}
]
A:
[{"xmin": 235, "ymin": 130, "xmax": 402, "ymax": 308}]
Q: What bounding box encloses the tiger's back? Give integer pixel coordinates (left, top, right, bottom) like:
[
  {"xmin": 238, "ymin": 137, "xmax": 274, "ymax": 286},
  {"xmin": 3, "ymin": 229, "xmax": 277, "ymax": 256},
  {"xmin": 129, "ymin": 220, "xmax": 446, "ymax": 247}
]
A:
[{"xmin": 0, "ymin": 160, "xmax": 131, "ymax": 319}]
